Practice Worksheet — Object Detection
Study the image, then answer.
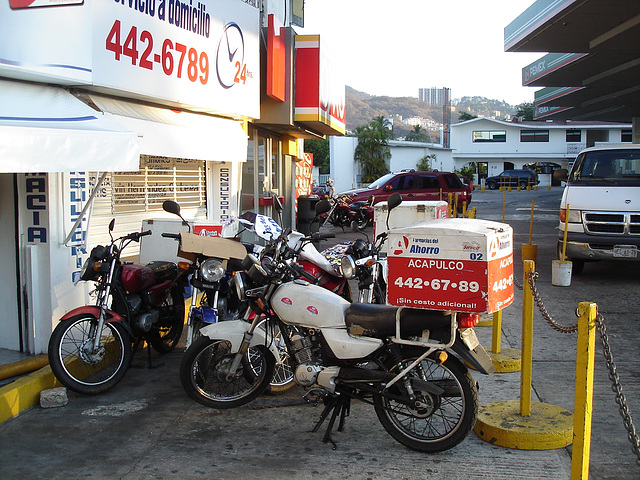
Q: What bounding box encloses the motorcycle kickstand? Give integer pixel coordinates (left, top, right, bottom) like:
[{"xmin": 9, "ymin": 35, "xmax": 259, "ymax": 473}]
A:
[{"xmin": 310, "ymin": 394, "xmax": 351, "ymax": 450}]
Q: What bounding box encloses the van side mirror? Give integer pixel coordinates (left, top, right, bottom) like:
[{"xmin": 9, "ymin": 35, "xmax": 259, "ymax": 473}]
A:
[{"xmin": 554, "ymin": 169, "xmax": 568, "ymax": 182}]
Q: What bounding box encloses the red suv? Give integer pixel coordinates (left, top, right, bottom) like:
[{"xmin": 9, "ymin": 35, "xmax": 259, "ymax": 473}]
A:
[{"xmin": 339, "ymin": 170, "xmax": 472, "ymax": 211}]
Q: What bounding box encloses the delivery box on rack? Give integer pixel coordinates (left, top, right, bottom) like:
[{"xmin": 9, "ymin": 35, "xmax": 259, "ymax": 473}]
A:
[{"xmin": 386, "ymin": 218, "xmax": 514, "ymax": 314}]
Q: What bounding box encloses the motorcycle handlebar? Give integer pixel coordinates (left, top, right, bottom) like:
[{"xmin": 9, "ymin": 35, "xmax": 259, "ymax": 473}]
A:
[
  {"xmin": 161, "ymin": 233, "xmax": 181, "ymax": 240},
  {"xmin": 309, "ymin": 232, "xmax": 335, "ymax": 241},
  {"xmin": 290, "ymin": 263, "xmax": 319, "ymax": 284},
  {"xmin": 126, "ymin": 230, "xmax": 153, "ymax": 242}
]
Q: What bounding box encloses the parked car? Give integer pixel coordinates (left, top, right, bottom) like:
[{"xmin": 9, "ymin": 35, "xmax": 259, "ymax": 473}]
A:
[
  {"xmin": 485, "ymin": 169, "xmax": 538, "ymax": 189},
  {"xmin": 338, "ymin": 170, "xmax": 472, "ymax": 211}
]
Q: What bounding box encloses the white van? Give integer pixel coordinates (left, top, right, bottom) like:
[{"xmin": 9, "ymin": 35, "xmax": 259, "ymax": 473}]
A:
[{"xmin": 555, "ymin": 145, "xmax": 640, "ymax": 274}]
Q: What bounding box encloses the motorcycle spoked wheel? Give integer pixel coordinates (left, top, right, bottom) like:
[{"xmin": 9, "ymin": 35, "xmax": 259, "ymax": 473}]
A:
[
  {"xmin": 148, "ymin": 285, "xmax": 185, "ymax": 353},
  {"xmin": 48, "ymin": 315, "xmax": 133, "ymax": 395},
  {"xmin": 255, "ymin": 320, "xmax": 295, "ymax": 395},
  {"xmin": 180, "ymin": 337, "xmax": 275, "ymax": 409},
  {"xmin": 373, "ymin": 351, "xmax": 478, "ymax": 453}
]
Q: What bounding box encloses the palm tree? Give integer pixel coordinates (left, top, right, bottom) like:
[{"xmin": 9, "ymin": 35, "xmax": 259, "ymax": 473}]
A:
[
  {"xmin": 353, "ymin": 116, "xmax": 393, "ymax": 183},
  {"xmin": 406, "ymin": 125, "xmax": 430, "ymax": 142}
]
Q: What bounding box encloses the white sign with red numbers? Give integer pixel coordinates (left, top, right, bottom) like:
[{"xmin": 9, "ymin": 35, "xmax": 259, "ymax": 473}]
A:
[{"xmin": 386, "ymin": 218, "xmax": 514, "ymax": 314}]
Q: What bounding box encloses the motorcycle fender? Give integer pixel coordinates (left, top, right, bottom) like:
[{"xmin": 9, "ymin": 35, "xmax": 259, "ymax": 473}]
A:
[
  {"xmin": 199, "ymin": 320, "xmax": 282, "ymax": 362},
  {"xmin": 60, "ymin": 306, "xmax": 123, "ymax": 323},
  {"xmin": 451, "ymin": 335, "xmax": 496, "ymax": 375}
]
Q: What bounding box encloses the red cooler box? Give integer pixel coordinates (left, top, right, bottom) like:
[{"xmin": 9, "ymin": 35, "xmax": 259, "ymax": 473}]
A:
[{"xmin": 386, "ymin": 218, "xmax": 514, "ymax": 313}]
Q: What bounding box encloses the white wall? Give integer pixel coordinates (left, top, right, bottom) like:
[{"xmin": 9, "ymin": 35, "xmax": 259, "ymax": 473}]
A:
[
  {"xmin": 0, "ymin": 174, "xmax": 20, "ymax": 350},
  {"xmin": 329, "ymin": 136, "xmax": 454, "ymax": 193}
]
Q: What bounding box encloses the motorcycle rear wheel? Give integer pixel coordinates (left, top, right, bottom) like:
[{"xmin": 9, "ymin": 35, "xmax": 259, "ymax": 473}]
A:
[
  {"xmin": 148, "ymin": 285, "xmax": 185, "ymax": 353},
  {"xmin": 48, "ymin": 315, "xmax": 133, "ymax": 395},
  {"xmin": 354, "ymin": 210, "xmax": 370, "ymax": 231},
  {"xmin": 373, "ymin": 351, "xmax": 478, "ymax": 453},
  {"xmin": 180, "ymin": 337, "xmax": 274, "ymax": 409}
]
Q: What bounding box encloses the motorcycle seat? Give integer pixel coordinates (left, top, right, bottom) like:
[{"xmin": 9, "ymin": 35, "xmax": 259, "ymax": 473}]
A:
[{"xmin": 344, "ymin": 303, "xmax": 452, "ymax": 339}]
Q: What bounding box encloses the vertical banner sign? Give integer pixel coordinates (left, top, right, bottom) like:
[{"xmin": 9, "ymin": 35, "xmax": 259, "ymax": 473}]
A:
[
  {"xmin": 21, "ymin": 173, "xmax": 49, "ymax": 245},
  {"xmin": 92, "ymin": 0, "xmax": 260, "ymax": 118},
  {"xmin": 66, "ymin": 173, "xmax": 90, "ymax": 283},
  {"xmin": 295, "ymin": 153, "xmax": 313, "ymax": 203},
  {"xmin": 209, "ymin": 162, "xmax": 238, "ymax": 231}
]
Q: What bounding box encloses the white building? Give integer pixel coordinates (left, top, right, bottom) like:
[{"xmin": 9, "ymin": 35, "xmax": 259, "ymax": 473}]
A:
[
  {"xmin": 327, "ymin": 117, "xmax": 632, "ymax": 193},
  {"xmin": 329, "ymin": 136, "xmax": 453, "ymax": 193},
  {"xmin": 450, "ymin": 117, "xmax": 632, "ymax": 184}
]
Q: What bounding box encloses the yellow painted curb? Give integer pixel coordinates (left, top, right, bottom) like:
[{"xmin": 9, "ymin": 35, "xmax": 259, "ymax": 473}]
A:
[
  {"xmin": 474, "ymin": 400, "xmax": 573, "ymax": 450},
  {"xmin": 0, "ymin": 355, "xmax": 49, "ymax": 381},
  {"xmin": 0, "ymin": 365, "xmax": 60, "ymax": 424}
]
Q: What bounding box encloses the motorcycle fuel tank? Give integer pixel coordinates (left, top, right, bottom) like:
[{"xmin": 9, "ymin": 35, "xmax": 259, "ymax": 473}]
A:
[
  {"xmin": 121, "ymin": 264, "xmax": 156, "ymax": 293},
  {"xmin": 272, "ymin": 282, "xmax": 349, "ymax": 328}
]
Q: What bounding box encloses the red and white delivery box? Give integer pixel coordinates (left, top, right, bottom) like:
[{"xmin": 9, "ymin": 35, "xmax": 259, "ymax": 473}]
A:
[{"xmin": 386, "ymin": 218, "xmax": 514, "ymax": 313}]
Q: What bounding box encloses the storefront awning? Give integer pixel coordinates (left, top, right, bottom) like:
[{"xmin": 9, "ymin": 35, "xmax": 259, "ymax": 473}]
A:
[
  {"xmin": 90, "ymin": 96, "xmax": 248, "ymax": 163},
  {"xmin": 0, "ymin": 79, "xmax": 140, "ymax": 173}
]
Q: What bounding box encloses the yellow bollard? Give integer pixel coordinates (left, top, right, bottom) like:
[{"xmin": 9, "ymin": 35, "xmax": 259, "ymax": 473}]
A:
[
  {"xmin": 474, "ymin": 260, "xmax": 573, "ymax": 449},
  {"xmin": 571, "ymin": 302, "xmax": 597, "ymax": 480},
  {"xmin": 502, "ymin": 191, "xmax": 506, "ymax": 223},
  {"xmin": 520, "ymin": 260, "xmax": 535, "ymax": 416},
  {"xmin": 484, "ymin": 309, "xmax": 522, "ymax": 373}
]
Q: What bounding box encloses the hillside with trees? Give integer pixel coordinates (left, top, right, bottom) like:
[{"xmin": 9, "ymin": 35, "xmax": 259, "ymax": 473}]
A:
[{"xmin": 345, "ymin": 86, "xmax": 518, "ymax": 137}]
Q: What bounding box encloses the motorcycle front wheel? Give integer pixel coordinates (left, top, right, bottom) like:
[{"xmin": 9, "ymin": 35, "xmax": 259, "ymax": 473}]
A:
[
  {"xmin": 373, "ymin": 351, "xmax": 478, "ymax": 453},
  {"xmin": 148, "ymin": 284, "xmax": 185, "ymax": 353},
  {"xmin": 48, "ymin": 315, "xmax": 133, "ymax": 395},
  {"xmin": 180, "ymin": 337, "xmax": 274, "ymax": 409}
]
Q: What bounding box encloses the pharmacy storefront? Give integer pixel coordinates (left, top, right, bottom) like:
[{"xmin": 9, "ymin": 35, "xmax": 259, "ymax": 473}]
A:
[{"xmin": 0, "ymin": 0, "xmax": 259, "ymax": 353}]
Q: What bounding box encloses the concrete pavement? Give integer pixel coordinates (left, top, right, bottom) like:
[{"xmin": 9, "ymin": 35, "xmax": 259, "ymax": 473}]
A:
[{"xmin": 1, "ymin": 187, "xmax": 639, "ymax": 479}]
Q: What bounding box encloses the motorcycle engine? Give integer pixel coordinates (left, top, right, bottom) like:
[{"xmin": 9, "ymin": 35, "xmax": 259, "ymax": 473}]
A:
[
  {"xmin": 290, "ymin": 331, "xmax": 339, "ymax": 391},
  {"xmin": 134, "ymin": 310, "xmax": 159, "ymax": 332}
]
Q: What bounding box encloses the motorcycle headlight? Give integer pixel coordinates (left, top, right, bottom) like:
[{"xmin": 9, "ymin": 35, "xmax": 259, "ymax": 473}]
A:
[
  {"xmin": 200, "ymin": 258, "xmax": 225, "ymax": 283},
  {"xmin": 340, "ymin": 255, "xmax": 356, "ymax": 279},
  {"xmin": 79, "ymin": 257, "xmax": 101, "ymax": 282}
]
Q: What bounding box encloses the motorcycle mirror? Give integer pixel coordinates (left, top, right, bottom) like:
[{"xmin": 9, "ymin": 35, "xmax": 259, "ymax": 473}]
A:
[
  {"xmin": 315, "ymin": 199, "xmax": 331, "ymax": 215},
  {"xmin": 387, "ymin": 192, "xmax": 402, "ymax": 210},
  {"xmin": 162, "ymin": 200, "xmax": 181, "ymax": 216},
  {"xmin": 386, "ymin": 192, "xmax": 402, "ymax": 232},
  {"xmin": 108, "ymin": 218, "xmax": 115, "ymax": 232},
  {"xmin": 162, "ymin": 200, "xmax": 191, "ymax": 233}
]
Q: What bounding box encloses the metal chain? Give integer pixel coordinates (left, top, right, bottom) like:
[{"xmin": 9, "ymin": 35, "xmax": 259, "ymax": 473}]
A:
[
  {"xmin": 596, "ymin": 314, "xmax": 640, "ymax": 466},
  {"xmin": 524, "ymin": 271, "xmax": 639, "ymax": 465},
  {"xmin": 527, "ymin": 271, "xmax": 578, "ymax": 333},
  {"xmin": 513, "ymin": 272, "xmax": 523, "ymax": 290}
]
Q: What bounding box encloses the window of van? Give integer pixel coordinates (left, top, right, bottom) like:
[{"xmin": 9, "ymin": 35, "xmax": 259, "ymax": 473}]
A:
[{"xmin": 569, "ymin": 149, "xmax": 640, "ymax": 186}]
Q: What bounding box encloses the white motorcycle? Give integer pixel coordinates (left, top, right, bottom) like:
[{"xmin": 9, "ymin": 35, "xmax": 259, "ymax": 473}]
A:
[{"xmin": 179, "ymin": 193, "xmax": 495, "ymax": 452}]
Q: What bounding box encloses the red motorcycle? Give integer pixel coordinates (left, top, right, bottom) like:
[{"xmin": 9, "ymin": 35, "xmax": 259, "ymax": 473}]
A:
[
  {"xmin": 317, "ymin": 193, "xmax": 371, "ymax": 231},
  {"xmin": 48, "ymin": 219, "xmax": 188, "ymax": 395}
]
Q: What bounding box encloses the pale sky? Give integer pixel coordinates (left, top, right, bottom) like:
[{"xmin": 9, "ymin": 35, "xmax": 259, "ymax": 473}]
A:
[{"xmin": 300, "ymin": 0, "xmax": 542, "ymax": 105}]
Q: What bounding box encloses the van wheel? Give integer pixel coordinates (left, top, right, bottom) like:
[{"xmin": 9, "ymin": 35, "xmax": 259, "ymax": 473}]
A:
[
  {"xmin": 519, "ymin": 181, "xmax": 528, "ymax": 189},
  {"xmin": 486, "ymin": 181, "xmax": 497, "ymax": 190}
]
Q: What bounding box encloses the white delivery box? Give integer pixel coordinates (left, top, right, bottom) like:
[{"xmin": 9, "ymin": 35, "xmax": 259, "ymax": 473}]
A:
[
  {"xmin": 374, "ymin": 201, "xmax": 449, "ymax": 253},
  {"xmin": 386, "ymin": 218, "xmax": 514, "ymax": 314},
  {"xmin": 139, "ymin": 219, "xmax": 224, "ymax": 264}
]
